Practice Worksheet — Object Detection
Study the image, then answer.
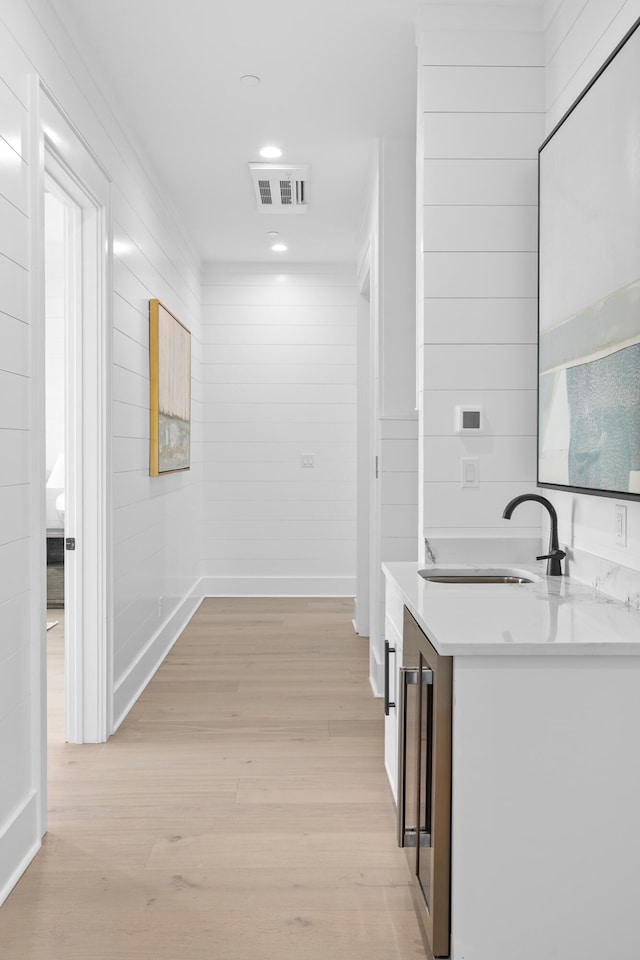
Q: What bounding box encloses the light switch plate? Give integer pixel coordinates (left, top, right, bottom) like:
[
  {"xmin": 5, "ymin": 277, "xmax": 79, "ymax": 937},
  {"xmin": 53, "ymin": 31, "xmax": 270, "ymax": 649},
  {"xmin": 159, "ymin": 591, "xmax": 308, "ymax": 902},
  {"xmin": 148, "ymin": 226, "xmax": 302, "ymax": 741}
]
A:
[
  {"xmin": 615, "ymin": 503, "xmax": 627, "ymax": 546},
  {"xmin": 460, "ymin": 457, "xmax": 479, "ymax": 487}
]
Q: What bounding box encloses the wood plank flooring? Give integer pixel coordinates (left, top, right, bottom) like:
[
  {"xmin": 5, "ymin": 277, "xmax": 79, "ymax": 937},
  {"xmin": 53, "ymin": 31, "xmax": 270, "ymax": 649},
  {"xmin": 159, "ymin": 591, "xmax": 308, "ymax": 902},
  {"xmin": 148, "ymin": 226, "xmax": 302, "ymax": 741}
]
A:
[{"xmin": 0, "ymin": 598, "xmax": 425, "ymax": 959}]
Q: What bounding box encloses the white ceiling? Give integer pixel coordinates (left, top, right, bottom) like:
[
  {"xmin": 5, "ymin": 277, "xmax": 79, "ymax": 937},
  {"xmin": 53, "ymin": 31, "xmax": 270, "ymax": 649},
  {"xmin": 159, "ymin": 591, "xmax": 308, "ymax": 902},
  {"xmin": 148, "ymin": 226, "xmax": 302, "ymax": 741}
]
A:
[{"xmin": 49, "ymin": 0, "xmax": 419, "ymax": 264}]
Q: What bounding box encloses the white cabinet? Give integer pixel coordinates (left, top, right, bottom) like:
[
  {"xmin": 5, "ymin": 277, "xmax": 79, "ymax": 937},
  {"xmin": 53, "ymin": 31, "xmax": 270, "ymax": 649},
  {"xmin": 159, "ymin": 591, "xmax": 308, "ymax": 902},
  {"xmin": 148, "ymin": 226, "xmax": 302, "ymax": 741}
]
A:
[
  {"xmin": 383, "ymin": 562, "xmax": 640, "ymax": 960},
  {"xmin": 383, "ymin": 575, "xmax": 405, "ymax": 801},
  {"xmin": 448, "ymin": 654, "xmax": 640, "ymax": 960}
]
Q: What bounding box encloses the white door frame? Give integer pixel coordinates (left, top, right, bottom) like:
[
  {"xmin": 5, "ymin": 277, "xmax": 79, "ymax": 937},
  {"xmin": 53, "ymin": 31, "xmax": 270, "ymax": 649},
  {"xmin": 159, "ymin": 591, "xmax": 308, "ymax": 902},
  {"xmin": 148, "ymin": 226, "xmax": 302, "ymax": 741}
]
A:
[
  {"xmin": 30, "ymin": 79, "xmax": 113, "ymax": 828},
  {"xmin": 355, "ymin": 253, "xmax": 371, "ymax": 637}
]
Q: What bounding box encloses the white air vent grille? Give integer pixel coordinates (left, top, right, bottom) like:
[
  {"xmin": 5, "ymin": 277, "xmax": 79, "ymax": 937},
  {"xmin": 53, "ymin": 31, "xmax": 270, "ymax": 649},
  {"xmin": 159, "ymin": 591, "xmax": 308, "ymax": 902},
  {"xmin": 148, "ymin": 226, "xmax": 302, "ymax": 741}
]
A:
[
  {"xmin": 249, "ymin": 163, "xmax": 309, "ymax": 214},
  {"xmin": 258, "ymin": 180, "xmax": 273, "ymax": 205},
  {"xmin": 280, "ymin": 180, "xmax": 292, "ymax": 205}
]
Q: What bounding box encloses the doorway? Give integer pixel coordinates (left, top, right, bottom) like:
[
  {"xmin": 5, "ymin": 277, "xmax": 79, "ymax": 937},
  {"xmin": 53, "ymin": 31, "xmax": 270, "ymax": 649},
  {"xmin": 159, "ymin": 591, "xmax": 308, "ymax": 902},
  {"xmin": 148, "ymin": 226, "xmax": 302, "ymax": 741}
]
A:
[
  {"xmin": 44, "ymin": 184, "xmax": 74, "ymax": 745},
  {"xmin": 32, "ymin": 83, "xmax": 113, "ymax": 830}
]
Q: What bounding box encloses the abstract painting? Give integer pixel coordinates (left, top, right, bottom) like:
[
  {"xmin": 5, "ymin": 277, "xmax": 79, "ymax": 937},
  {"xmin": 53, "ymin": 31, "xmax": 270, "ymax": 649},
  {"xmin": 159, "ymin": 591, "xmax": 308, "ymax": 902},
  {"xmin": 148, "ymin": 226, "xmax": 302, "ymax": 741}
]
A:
[{"xmin": 149, "ymin": 299, "xmax": 191, "ymax": 476}]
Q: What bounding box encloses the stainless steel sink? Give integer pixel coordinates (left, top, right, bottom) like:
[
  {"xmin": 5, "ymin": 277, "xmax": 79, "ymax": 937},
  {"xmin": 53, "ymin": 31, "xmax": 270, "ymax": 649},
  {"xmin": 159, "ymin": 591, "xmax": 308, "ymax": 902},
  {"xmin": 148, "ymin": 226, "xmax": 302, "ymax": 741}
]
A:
[{"xmin": 418, "ymin": 568, "xmax": 537, "ymax": 584}]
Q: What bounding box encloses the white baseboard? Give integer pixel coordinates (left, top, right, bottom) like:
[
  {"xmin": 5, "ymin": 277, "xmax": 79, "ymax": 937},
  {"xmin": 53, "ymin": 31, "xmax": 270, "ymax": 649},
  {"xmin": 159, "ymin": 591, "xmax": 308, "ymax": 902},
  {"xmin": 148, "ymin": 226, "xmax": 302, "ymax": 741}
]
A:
[
  {"xmin": 113, "ymin": 579, "xmax": 203, "ymax": 731},
  {"xmin": 0, "ymin": 791, "xmax": 40, "ymax": 908},
  {"xmin": 200, "ymin": 576, "xmax": 356, "ymax": 597}
]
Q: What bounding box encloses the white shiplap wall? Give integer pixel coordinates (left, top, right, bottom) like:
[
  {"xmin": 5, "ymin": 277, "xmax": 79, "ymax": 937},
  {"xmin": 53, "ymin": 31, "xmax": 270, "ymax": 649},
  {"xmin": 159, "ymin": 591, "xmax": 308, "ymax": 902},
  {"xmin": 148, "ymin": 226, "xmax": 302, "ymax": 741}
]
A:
[
  {"xmin": 417, "ymin": 2, "xmax": 545, "ymax": 552},
  {"xmin": 0, "ymin": 0, "xmax": 201, "ymax": 904},
  {"xmin": 201, "ymin": 264, "xmax": 357, "ymax": 596},
  {"xmin": 542, "ymin": 0, "xmax": 640, "ymax": 595}
]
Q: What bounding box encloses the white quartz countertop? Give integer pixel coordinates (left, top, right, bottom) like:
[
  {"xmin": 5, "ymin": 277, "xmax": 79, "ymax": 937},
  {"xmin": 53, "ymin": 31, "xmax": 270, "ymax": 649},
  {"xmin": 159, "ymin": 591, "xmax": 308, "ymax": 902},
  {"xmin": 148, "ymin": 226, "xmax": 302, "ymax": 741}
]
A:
[{"xmin": 383, "ymin": 561, "xmax": 640, "ymax": 656}]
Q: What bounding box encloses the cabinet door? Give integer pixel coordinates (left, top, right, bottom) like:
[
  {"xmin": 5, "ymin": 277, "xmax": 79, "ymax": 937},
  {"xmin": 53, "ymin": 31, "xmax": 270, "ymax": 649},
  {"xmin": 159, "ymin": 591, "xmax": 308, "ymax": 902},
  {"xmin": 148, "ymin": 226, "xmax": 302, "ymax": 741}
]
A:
[{"xmin": 404, "ymin": 607, "xmax": 452, "ymax": 959}]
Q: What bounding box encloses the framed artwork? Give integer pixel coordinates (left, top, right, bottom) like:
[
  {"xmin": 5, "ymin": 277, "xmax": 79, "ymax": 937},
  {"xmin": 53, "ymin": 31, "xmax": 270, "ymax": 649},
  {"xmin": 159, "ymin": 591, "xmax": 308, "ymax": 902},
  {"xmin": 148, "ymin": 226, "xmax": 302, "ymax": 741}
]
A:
[
  {"xmin": 149, "ymin": 299, "xmax": 191, "ymax": 476},
  {"xmin": 537, "ymin": 16, "xmax": 640, "ymax": 501}
]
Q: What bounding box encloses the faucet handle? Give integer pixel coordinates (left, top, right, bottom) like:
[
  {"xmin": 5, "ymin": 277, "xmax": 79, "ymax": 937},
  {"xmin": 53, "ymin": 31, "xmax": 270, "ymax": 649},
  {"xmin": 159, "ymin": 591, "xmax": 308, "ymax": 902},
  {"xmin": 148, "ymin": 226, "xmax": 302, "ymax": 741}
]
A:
[{"xmin": 536, "ymin": 549, "xmax": 566, "ymax": 561}]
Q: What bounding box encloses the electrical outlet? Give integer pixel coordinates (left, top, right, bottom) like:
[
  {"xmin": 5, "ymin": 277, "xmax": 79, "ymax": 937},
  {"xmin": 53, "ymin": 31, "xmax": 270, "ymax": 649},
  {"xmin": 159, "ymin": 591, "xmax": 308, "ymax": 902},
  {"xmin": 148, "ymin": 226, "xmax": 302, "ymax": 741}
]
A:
[{"xmin": 615, "ymin": 504, "xmax": 627, "ymax": 547}]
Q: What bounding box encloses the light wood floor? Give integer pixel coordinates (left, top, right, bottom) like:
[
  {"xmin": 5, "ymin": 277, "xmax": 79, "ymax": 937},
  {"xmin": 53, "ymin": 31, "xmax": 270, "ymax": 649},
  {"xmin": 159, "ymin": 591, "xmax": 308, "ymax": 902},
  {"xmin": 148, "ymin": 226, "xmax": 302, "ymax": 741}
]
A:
[{"xmin": 0, "ymin": 598, "xmax": 425, "ymax": 959}]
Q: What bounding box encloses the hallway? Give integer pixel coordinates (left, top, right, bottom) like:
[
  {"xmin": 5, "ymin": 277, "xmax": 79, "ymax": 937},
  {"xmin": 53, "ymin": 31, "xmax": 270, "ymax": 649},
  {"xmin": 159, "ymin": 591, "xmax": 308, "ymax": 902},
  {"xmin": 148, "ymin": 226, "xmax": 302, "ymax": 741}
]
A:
[{"xmin": 0, "ymin": 599, "xmax": 424, "ymax": 959}]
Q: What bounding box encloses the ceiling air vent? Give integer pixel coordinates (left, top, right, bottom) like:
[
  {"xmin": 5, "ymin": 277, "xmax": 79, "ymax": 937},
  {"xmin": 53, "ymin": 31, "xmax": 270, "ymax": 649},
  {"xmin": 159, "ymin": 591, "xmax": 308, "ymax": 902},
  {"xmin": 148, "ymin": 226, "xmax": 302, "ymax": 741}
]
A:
[{"xmin": 249, "ymin": 163, "xmax": 309, "ymax": 214}]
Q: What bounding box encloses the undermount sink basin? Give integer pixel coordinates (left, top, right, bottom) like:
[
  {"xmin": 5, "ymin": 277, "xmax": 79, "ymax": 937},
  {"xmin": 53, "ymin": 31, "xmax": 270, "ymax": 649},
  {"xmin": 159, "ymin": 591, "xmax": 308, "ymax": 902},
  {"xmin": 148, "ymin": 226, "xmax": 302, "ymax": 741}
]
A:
[{"xmin": 418, "ymin": 567, "xmax": 537, "ymax": 585}]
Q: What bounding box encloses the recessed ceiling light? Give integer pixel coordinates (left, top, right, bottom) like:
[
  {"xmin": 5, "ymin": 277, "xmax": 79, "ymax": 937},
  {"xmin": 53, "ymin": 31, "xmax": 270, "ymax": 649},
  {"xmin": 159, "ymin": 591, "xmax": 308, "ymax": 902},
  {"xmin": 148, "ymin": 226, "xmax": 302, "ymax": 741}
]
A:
[
  {"xmin": 267, "ymin": 231, "xmax": 280, "ymax": 237},
  {"xmin": 271, "ymin": 243, "xmax": 288, "ymax": 253},
  {"xmin": 259, "ymin": 145, "xmax": 283, "ymax": 159},
  {"xmin": 240, "ymin": 74, "xmax": 261, "ymax": 86}
]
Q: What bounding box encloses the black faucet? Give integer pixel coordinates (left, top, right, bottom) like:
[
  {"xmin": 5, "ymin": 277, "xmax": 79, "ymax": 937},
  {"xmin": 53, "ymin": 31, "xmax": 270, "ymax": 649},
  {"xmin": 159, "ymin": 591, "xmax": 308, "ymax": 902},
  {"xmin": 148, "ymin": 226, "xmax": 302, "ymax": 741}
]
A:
[{"xmin": 502, "ymin": 493, "xmax": 566, "ymax": 576}]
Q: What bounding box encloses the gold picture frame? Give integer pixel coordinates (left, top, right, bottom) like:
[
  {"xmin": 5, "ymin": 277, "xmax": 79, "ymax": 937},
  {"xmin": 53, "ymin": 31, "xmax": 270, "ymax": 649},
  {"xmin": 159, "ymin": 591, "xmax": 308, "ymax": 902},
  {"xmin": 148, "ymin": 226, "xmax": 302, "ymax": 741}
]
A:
[{"xmin": 149, "ymin": 299, "xmax": 191, "ymax": 476}]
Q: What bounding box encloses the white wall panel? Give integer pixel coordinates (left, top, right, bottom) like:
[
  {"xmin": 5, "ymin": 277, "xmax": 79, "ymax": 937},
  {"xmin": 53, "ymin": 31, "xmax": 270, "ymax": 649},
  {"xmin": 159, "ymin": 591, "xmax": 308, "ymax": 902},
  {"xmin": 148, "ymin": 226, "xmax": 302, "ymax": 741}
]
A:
[
  {"xmin": 0, "ymin": 371, "xmax": 29, "ymax": 430},
  {"xmin": 0, "ymin": 315, "xmax": 29, "ymax": 376},
  {"xmin": 112, "ymin": 328, "xmax": 148, "ymax": 373},
  {"xmin": 381, "ymin": 438, "xmax": 419, "ymax": 473},
  {"xmin": 202, "ymin": 284, "xmax": 356, "ymax": 307},
  {"xmin": 203, "ymin": 441, "xmax": 356, "ymax": 463},
  {"xmin": 419, "ymin": 3, "xmax": 542, "ymax": 33},
  {"xmin": 418, "ymin": 4, "xmax": 544, "ymax": 546},
  {"xmin": 422, "ymin": 481, "xmax": 542, "ymax": 528},
  {"xmin": 0, "ymin": 196, "xmax": 28, "ymax": 268},
  {"xmin": 0, "ymin": 540, "xmax": 29, "ymax": 607},
  {"xmin": 422, "ymin": 66, "xmax": 544, "ymax": 112},
  {"xmin": 0, "ymin": 81, "xmax": 27, "ymax": 158},
  {"xmin": 111, "ymin": 400, "xmax": 150, "ymax": 440},
  {"xmin": 203, "ymin": 538, "xmax": 356, "ymax": 564},
  {"xmin": 424, "ymin": 436, "xmax": 537, "ymax": 482},
  {"xmin": 203, "ymin": 420, "xmax": 355, "ymax": 444},
  {"xmin": 424, "ymin": 344, "xmax": 537, "ymax": 391},
  {"xmin": 423, "ymin": 112, "xmax": 544, "ymax": 159},
  {"xmin": 203, "ymin": 343, "xmax": 355, "ymax": 366},
  {"xmin": 203, "ymin": 382, "xmax": 356, "ymax": 405},
  {"xmin": 202, "ymin": 303, "xmax": 357, "ymax": 329},
  {"xmin": 0, "ymin": 700, "xmax": 30, "ymax": 822},
  {"xmin": 0, "ymin": 140, "xmax": 28, "ymax": 212},
  {"xmin": 423, "ymin": 158, "xmax": 538, "ymax": 205},
  {"xmin": 423, "ymin": 298, "xmax": 537, "ymax": 344},
  {"xmin": 113, "ymin": 293, "xmax": 148, "ymax": 344},
  {"xmin": 204, "ymin": 461, "xmax": 356, "ymax": 484},
  {"xmin": 203, "ymin": 324, "xmax": 356, "ymax": 346},
  {"xmin": 423, "ymin": 251, "xmax": 538, "ymax": 298},
  {"xmin": 204, "ymin": 475, "xmax": 353, "ymax": 504},
  {"xmin": 421, "ymin": 29, "xmax": 544, "ymax": 65},
  {"xmin": 202, "ymin": 401, "xmax": 356, "ymax": 424},
  {"xmin": 203, "ymin": 499, "xmax": 356, "ymax": 522},
  {"xmin": 201, "ymin": 265, "xmax": 357, "ymax": 595},
  {"xmin": 380, "ymin": 472, "xmax": 420, "ymax": 506},
  {"xmin": 423, "ymin": 205, "xmax": 538, "ymax": 252},
  {"xmin": 0, "ymin": 431, "xmax": 29, "ymax": 487},
  {"xmin": 0, "ymin": 256, "xmax": 28, "ymax": 322},
  {"xmin": 203, "ymin": 363, "xmax": 356, "ymax": 385},
  {"xmin": 422, "ymin": 388, "xmax": 537, "ymax": 437}
]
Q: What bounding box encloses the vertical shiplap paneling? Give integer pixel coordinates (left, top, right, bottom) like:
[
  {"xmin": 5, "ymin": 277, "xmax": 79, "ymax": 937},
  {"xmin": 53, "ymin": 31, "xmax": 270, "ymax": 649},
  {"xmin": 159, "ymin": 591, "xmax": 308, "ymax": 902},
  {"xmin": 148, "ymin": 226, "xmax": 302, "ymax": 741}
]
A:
[
  {"xmin": 418, "ymin": 2, "xmax": 545, "ymax": 544},
  {"xmin": 201, "ymin": 265, "xmax": 357, "ymax": 595},
  {"xmin": 0, "ymin": 0, "xmax": 202, "ymax": 903},
  {"xmin": 542, "ymin": 0, "xmax": 640, "ymax": 584}
]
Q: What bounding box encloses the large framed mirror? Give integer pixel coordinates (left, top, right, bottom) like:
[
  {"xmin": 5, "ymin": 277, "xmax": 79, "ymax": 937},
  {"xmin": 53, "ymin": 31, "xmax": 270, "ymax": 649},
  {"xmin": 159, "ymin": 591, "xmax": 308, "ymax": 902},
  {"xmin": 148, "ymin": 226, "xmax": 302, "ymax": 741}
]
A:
[{"xmin": 538, "ymin": 16, "xmax": 640, "ymax": 501}]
